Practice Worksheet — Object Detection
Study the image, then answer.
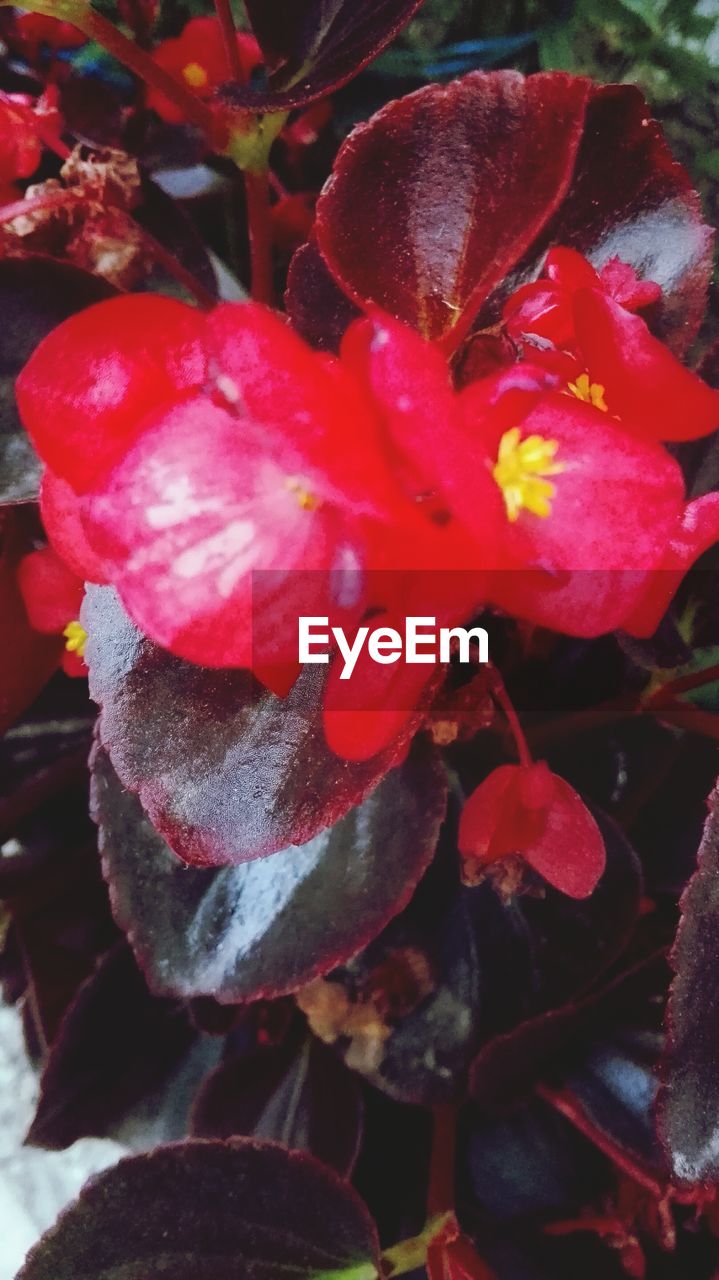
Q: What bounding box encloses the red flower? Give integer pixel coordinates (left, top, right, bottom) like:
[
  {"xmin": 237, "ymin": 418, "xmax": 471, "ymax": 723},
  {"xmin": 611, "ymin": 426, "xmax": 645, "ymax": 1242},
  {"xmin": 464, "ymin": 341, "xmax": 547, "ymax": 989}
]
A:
[
  {"xmin": 148, "ymin": 17, "xmax": 262, "ymax": 124},
  {"xmin": 503, "ymin": 248, "xmax": 719, "ymax": 444},
  {"xmin": 503, "ymin": 246, "xmax": 661, "ymax": 349},
  {"xmin": 16, "ymin": 546, "xmax": 87, "ymax": 677},
  {"xmin": 458, "ymin": 761, "xmax": 606, "ymax": 899},
  {"xmin": 10, "ymin": 12, "xmax": 87, "ymax": 61},
  {"xmin": 0, "ymin": 89, "xmax": 61, "ymax": 186}
]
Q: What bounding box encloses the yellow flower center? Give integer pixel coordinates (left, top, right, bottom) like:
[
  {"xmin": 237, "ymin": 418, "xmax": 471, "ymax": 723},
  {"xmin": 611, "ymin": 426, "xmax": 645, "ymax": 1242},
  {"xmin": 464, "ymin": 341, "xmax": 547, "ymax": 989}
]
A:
[
  {"xmin": 567, "ymin": 372, "xmax": 608, "ymax": 412},
  {"xmin": 182, "ymin": 61, "xmax": 209, "ymax": 89},
  {"xmin": 492, "ymin": 427, "xmax": 565, "ymax": 523},
  {"xmin": 63, "ymin": 620, "xmax": 87, "ymax": 657},
  {"xmin": 285, "ymin": 477, "xmax": 320, "ymax": 511}
]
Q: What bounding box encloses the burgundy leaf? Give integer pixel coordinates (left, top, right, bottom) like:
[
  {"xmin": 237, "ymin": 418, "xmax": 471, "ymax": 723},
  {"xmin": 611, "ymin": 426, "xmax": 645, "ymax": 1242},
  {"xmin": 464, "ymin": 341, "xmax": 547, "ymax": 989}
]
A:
[
  {"xmin": 300, "ymin": 74, "xmax": 711, "ymax": 357},
  {"xmin": 659, "ymin": 785, "xmax": 719, "ymax": 1182},
  {"xmin": 314, "ymin": 71, "xmax": 590, "ymax": 349},
  {"xmin": 26, "ymin": 943, "xmax": 195, "ymax": 1151},
  {"xmin": 298, "ymin": 809, "xmax": 641, "ymax": 1105},
  {"xmin": 82, "ymin": 586, "xmax": 433, "ymax": 866},
  {"xmin": 0, "ymin": 258, "xmax": 115, "ymax": 507},
  {"xmin": 16, "ymin": 1139, "xmax": 382, "ymax": 1280},
  {"xmin": 218, "ymin": 0, "xmax": 425, "ymax": 112},
  {"xmin": 90, "ymin": 739, "xmax": 447, "ymax": 1002},
  {"xmin": 501, "ymin": 83, "xmax": 714, "ymax": 355},
  {"xmin": 191, "ymin": 1034, "xmax": 363, "ymax": 1175}
]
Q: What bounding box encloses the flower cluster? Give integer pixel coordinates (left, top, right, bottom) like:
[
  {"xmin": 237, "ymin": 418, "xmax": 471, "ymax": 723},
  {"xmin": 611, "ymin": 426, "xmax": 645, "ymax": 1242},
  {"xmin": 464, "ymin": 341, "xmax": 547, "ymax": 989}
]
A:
[{"xmin": 16, "ymin": 250, "xmax": 719, "ymax": 778}]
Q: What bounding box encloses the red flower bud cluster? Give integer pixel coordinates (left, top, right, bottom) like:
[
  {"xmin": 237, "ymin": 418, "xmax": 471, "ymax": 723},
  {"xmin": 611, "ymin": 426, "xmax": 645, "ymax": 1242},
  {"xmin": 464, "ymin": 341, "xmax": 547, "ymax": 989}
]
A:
[{"xmin": 15, "ymin": 250, "xmax": 719, "ymax": 768}]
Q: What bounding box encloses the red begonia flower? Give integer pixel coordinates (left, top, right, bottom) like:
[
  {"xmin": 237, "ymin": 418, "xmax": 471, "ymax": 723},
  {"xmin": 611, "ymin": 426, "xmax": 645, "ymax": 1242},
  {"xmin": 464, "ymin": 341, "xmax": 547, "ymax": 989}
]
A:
[
  {"xmin": 148, "ymin": 18, "xmax": 262, "ymax": 124},
  {"xmin": 0, "ymin": 89, "xmax": 60, "ymax": 185},
  {"xmin": 459, "ymin": 373, "xmax": 687, "ymax": 635},
  {"xmin": 81, "ymin": 393, "xmax": 381, "ymax": 669},
  {"xmin": 10, "ymin": 12, "xmax": 87, "ymax": 60},
  {"xmin": 572, "ymin": 287, "xmax": 719, "ymax": 442},
  {"xmin": 16, "ymin": 546, "xmax": 87, "ymax": 677},
  {"xmin": 503, "ymin": 245, "xmax": 661, "ymax": 348},
  {"xmin": 459, "ymin": 761, "xmax": 606, "ymax": 899},
  {"xmin": 15, "ymin": 293, "xmax": 208, "ymax": 492}
]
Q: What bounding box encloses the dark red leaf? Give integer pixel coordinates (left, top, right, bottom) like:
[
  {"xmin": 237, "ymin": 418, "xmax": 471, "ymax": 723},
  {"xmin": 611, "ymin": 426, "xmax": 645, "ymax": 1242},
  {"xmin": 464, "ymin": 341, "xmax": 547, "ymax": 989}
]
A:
[
  {"xmin": 90, "ymin": 737, "xmax": 446, "ymax": 1001},
  {"xmin": 0, "ymin": 258, "xmax": 115, "ymax": 507},
  {"xmin": 658, "ymin": 784, "xmax": 719, "ymax": 1182},
  {"xmin": 314, "ymin": 71, "xmax": 590, "ymax": 349},
  {"xmin": 302, "ymin": 75, "xmax": 710, "ymax": 357},
  {"xmin": 520, "ymin": 84, "xmax": 713, "ymax": 355},
  {"xmin": 16, "ymin": 1139, "xmax": 382, "ymax": 1280},
  {"xmin": 191, "ymin": 1034, "xmax": 363, "ymax": 1175},
  {"xmin": 219, "ymin": 0, "xmax": 425, "ymax": 112},
  {"xmin": 82, "ymin": 586, "xmax": 436, "ymax": 866},
  {"xmin": 300, "ymin": 808, "xmax": 641, "ymax": 1105},
  {"xmin": 25, "ymin": 942, "xmax": 195, "ymax": 1151}
]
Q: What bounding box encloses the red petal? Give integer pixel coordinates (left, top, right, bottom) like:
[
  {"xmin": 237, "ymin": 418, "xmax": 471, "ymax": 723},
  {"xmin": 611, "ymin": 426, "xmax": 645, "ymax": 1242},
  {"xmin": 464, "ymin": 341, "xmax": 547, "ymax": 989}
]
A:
[
  {"xmin": 17, "ymin": 546, "xmax": 84, "ymax": 634},
  {"xmin": 83, "ymin": 395, "xmax": 369, "ymax": 669},
  {"xmin": 40, "ymin": 470, "xmax": 110, "ymax": 583},
  {"xmin": 522, "ymin": 771, "xmax": 606, "ymax": 899},
  {"xmin": 573, "ymin": 288, "xmax": 719, "ymax": 442},
  {"xmin": 623, "ymin": 491, "xmax": 719, "ymax": 637},
  {"xmin": 16, "ymin": 294, "xmax": 207, "ymax": 492}
]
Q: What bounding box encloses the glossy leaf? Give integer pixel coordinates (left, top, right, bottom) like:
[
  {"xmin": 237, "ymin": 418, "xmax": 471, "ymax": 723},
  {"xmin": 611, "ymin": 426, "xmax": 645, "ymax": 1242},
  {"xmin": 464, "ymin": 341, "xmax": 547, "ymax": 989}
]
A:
[
  {"xmin": 82, "ymin": 586, "xmax": 434, "ymax": 866},
  {"xmin": 16, "ymin": 1138, "xmax": 382, "ymax": 1280},
  {"xmin": 0, "ymin": 258, "xmax": 114, "ymax": 506},
  {"xmin": 298, "ymin": 808, "xmax": 641, "ymax": 1104},
  {"xmin": 90, "ymin": 739, "xmax": 447, "ymax": 1001},
  {"xmin": 315, "ymin": 71, "xmax": 590, "ymax": 349},
  {"xmin": 302, "ymin": 74, "xmax": 711, "ymax": 355},
  {"xmin": 191, "ymin": 1034, "xmax": 363, "ymax": 1175},
  {"xmin": 220, "ymin": 0, "xmax": 425, "ymax": 111},
  {"xmin": 659, "ymin": 784, "xmax": 719, "ymax": 1182},
  {"xmin": 26, "ymin": 943, "xmax": 195, "ymax": 1151}
]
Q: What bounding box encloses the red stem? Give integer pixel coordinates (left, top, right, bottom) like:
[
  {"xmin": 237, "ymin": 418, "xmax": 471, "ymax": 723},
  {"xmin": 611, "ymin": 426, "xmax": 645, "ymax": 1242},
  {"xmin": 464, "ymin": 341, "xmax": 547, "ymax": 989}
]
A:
[
  {"xmin": 244, "ymin": 167, "xmax": 273, "ymax": 303},
  {"xmin": 646, "ymin": 661, "xmax": 719, "ymax": 708},
  {"xmin": 132, "ymin": 218, "xmax": 217, "ymax": 309},
  {"xmin": 426, "ymin": 1105, "xmax": 457, "ymax": 1216},
  {"xmin": 488, "ymin": 666, "xmax": 533, "ymax": 767},
  {"xmin": 0, "ymin": 187, "xmax": 81, "ymax": 225},
  {"xmin": 213, "ymin": 0, "xmax": 245, "ymax": 82}
]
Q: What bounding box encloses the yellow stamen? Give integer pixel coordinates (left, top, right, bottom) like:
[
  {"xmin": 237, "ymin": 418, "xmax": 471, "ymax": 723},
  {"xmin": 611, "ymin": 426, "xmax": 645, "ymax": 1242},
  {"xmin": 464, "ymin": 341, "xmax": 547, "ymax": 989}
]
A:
[
  {"xmin": 182, "ymin": 61, "xmax": 209, "ymax": 89},
  {"xmin": 63, "ymin": 620, "xmax": 87, "ymax": 657},
  {"xmin": 567, "ymin": 372, "xmax": 608, "ymax": 412},
  {"xmin": 492, "ymin": 426, "xmax": 565, "ymax": 523},
  {"xmin": 285, "ymin": 477, "xmax": 320, "ymax": 511}
]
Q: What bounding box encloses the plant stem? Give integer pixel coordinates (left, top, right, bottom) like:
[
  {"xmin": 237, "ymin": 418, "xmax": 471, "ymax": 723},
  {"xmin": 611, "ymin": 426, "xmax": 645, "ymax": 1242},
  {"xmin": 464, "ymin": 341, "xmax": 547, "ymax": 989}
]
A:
[
  {"xmin": 488, "ymin": 666, "xmax": 533, "ymax": 766},
  {"xmin": 214, "ymin": 0, "xmax": 245, "ymax": 82},
  {"xmin": 0, "ymin": 187, "xmax": 82, "ymax": 225},
  {"xmin": 132, "ymin": 218, "xmax": 217, "ymax": 309},
  {"xmin": 645, "ymin": 661, "xmax": 719, "ymax": 708},
  {"xmin": 426, "ymin": 1104, "xmax": 457, "ymax": 1216},
  {"xmin": 0, "ymin": 0, "xmax": 217, "ymax": 136},
  {"xmin": 244, "ymin": 167, "xmax": 273, "ymax": 303}
]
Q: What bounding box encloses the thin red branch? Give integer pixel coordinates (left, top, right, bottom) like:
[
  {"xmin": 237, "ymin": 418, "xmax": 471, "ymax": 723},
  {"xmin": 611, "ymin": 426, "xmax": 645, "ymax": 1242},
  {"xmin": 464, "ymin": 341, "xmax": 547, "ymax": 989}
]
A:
[
  {"xmin": 426, "ymin": 1105, "xmax": 457, "ymax": 1216},
  {"xmin": 214, "ymin": 0, "xmax": 246, "ymax": 82}
]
